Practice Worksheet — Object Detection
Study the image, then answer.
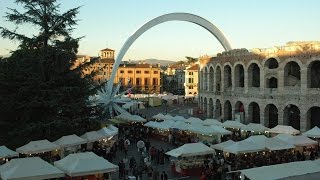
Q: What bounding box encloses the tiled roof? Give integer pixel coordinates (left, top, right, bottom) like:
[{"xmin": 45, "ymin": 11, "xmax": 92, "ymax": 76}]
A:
[
  {"xmin": 187, "ymin": 64, "xmax": 199, "ymax": 70},
  {"xmin": 100, "ymin": 48, "xmax": 115, "ymax": 51}
]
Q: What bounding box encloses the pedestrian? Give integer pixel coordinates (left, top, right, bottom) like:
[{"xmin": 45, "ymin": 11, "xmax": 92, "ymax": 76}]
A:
[{"xmin": 152, "ymin": 169, "xmax": 159, "ymax": 180}]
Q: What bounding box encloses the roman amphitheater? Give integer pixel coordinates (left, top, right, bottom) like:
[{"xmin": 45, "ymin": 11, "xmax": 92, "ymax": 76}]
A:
[{"xmin": 198, "ymin": 41, "xmax": 320, "ymax": 132}]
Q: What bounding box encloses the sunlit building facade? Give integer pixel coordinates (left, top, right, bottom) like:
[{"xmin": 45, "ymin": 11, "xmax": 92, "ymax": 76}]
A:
[{"xmin": 198, "ymin": 42, "xmax": 320, "ymax": 132}]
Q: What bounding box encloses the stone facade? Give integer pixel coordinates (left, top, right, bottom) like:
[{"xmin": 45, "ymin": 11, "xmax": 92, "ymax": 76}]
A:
[{"xmin": 198, "ymin": 42, "xmax": 320, "ymax": 132}]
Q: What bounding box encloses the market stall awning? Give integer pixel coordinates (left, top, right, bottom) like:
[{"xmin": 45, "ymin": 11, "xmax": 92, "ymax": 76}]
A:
[
  {"xmin": 211, "ymin": 140, "xmax": 235, "ymax": 151},
  {"xmin": 202, "ymin": 119, "xmax": 222, "ymax": 126},
  {"xmin": 241, "ymin": 123, "xmax": 269, "ymax": 132},
  {"xmin": 108, "ymin": 118, "xmax": 125, "ymax": 124},
  {"xmin": 115, "ymin": 113, "xmax": 146, "ymax": 122},
  {"xmin": 185, "ymin": 117, "xmax": 203, "ymax": 124},
  {"xmin": 0, "ymin": 146, "xmax": 18, "ymax": 159},
  {"xmin": 152, "ymin": 113, "xmax": 165, "ymax": 119},
  {"xmin": 16, "ymin": 139, "xmax": 59, "ymax": 154},
  {"xmin": 97, "ymin": 126, "xmax": 118, "ymax": 138},
  {"xmin": 210, "ymin": 126, "xmax": 232, "ymax": 135},
  {"xmin": 265, "ymin": 137, "xmax": 295, "ymax": 151},
  {"xmin": 171, "ymin": 121, "xmax": 191, "ymax": 131},
  {"xmin": 275, "ymin": 134, "xmax": 317, "ymax": 146},
  {"xmin": 0, "ymin": 157, "xmax": 64, "ymax": 180},
  {"xmin": 240, "ymin": 160, "xmax": 320, "ymax": 180},
  {"xmin": 54, "ymin": 152, "xmax": 118, "ymax": 177},
  {"xmin": 172, "ymin": 115, "xmax": 186, "ymax": 122},
  {"xmin": 303, "ymin": 126, "xmax": 320, "ymax": 138},
  {"xmin": 54, "ymin": 134, "xmax": 87, "ymax": 148},
  {"xmin": 267, "ymin": 125, "xmax": 300, "ymax": 135},
  {"xmin": 81, "ymin": 131, "xmax": 105, "ymax": 143},
  {"xmin": 165, "ymin": 142, "xmax": 215, "ymax": 157},
  {"xmin": 223, "ymin": 140, "xmax": 266, "ymax": 154},
  {"xmin": 162, "ymin": 114, "xmax": 173, "ymax": 121},
  {"xmin": 222, "ymin": 120, "xmax": 245, "ymax": 129}
]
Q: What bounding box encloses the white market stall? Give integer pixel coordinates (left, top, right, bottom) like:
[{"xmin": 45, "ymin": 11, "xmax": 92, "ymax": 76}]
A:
[
  {"xmin": 265, "ymin": 137, "xmax": 295, "ymax": 151},
  {"xmin": 0, "ymin": 157, "xmax": 64, "ymax": 180},
  {"xmin": 303, "ymin": 126, "xmax": 320, "ymax": 138},
  {"xmin": 54, "ymin": 134, "xmax": 87, "ymax": 157},
  {"xmin": 0, "ymin": 146, "xmax": 18, "ymax": 159},
  {"xmin": 223, "ymin": 140, "xmax": 266, "ymax": 155},
  {"xmin": 241, "ymin": 123, "xmax": 269, "ymax": 133},
  {"xmin": 81, "ymin": 131, "xmax": 105, "ymax": 150},
  {"xmin": 16, "ymin": 139, "xmax": 59, "ymax": 154},
  {"xmin": 202, "ymin": 119, "xmax": 222, "ymax": 126},
  {"xmin": 211, "ymin": 140, "xmax": 235, "ymax": 151},
  {"xmin": 268, "ymin": 125, "xmax": 300, "ymax": 135},
  {"xmin": 275, "ymin": 134, "xmax": 318, "ymax": 147},
  {"xmin": 222, "ymin": 120, "xmax": 245, "ymax": 129},
  {"xmin": 152, "ymin": 113, "xmax": 165, "ymax": 120},
  {"xmin": 172, "ymin": 115, "xmax": 186, "ymax": 122},
  {"xmin": 54, "ymin": 152, "xmax": 118, "ymax": 178},
  {"xmin": 97, "ymin": 126, "xmax": 118, "ymax": 138},
  {"xmin": 166, "ymin": 142, "xmax": 216, "ymax": 176},
  {"xmin": 240, "ymin": 160, "xmax": 320, "ymax": 180},
  {"xmin": 185, "ymin": 117, "xmax": 203, "ymax": 124}
]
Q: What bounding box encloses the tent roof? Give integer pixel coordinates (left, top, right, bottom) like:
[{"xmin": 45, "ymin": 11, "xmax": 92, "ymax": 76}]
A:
[
  {"xmin": 0, "ymin": 146, "xmax": 18, "ymax": 159},
  {"xmin": 243, "ymin": 135, "xmax": 268, "ymax": 147},
  {"xmin": 54, "ymin": 134, "xmax": 87, "ymax": 148},
  {"xmin": 265, "ymin": 137, "xmax": 295, "ymax": 151},
  {"xmin": 115, "ymin": 113, "xmax": 146, "ymax": 122},
  {"xmin": 152, "ymin": 113, "xmax": 165, "ymax": 119},
  {"xmin": 211, "ymin": 140, "xmax": 235, "ymax": 151},
  {"xmin": 241, "ymin": 123, "xmax": 269, "ymax": 132},
  {"xmin": 54, "ymin": 152, "xmax": 118, "ymax": 177},
  {"xmin": 268, "ymin": 125, "xmax": 300, "ymax": 135},
  {"xmin": 171, "ymin": 121, "xmax": 190, "ymax": 131},
  {"xmin": 185, "ymin": 117, "xmax": 203, "ymax": 124},
  {"xmin": 202, "ymin": 119, "xmax": 222, "ymax": 126},
  {"xmin": 0, "ymin": 157, "xmax": 64, "ymax": 180},
  {"xmin": 303, "ymin": 126, "xmax": 320, "ymax": 138},
  {"xmin": 81, "ymin": 131, "xmax": 104, "ymax": 143},
  {"xmin": 275, "ymin": 134, "xmax": 317, "ymax": 146},
  {"xmin": 223, "ymin": 140, "xmax": 266, "ymax": 154},
  {"xmin": 162, "ymin": 114, "xmax": 173, "ymax": 121},
  {"xmin": 240, "ymin": 160, "xmax": 320, "ymax": 180},
  {"xmin": 165, "ymin": 142, "xmax": 215, "ymax": 157},
  {"xmin": 16, "ymin": 139, "xmax": 59, "ymax": 154},
  {"xmin": 97, "ymin": 126, "xmax": 118, "ymax": 138},
  {"xmin": 210, "ymin": 126, "xmax": 232, "ymax": 135},
  {"xmin": 222, "ymin": 120, "xmax": 245, "ymax": 129},
  {"xmin": 172, "ymin": 115, "xmax": 186, "ymax": 121}
]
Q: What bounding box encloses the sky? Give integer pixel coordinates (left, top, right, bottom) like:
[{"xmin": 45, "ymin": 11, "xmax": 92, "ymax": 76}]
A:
[{"xmin": 0, "ymin": 0, "xmax": 319, "ymax": 61}]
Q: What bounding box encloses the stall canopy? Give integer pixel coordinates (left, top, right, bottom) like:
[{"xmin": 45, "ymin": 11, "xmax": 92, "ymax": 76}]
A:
[
  {"xmin": 152, "ymin": 113, "xmax": 165, "ymax": 119},
  {"xmin": 0, "ymin": 146, "xmax": 18, "ymax": 159},
  {"xmin": 268, "ymin": 125, "xmax": 300, "ymax": 135},
  {"xmin": 243, "ymin": 135, "xmax": 268, "ymax": 147},
  {"xmin": 185, "ymin": 117, "xmax": 203, "ymax": 124},
  {"xmin": 162, "ymin": 114, "xmax": 173, "ymax": 121},
  {"xmin": 0, "ymin": 157, "xmax": 64, "ymax": 180},
  {"xmin": 303, "ymin": 126, "xmax": 320, "ymax": 138},
  {"xmin": 241, "ymin": 123, "xmax": 269, "ymax": 132},
  {"xmin": 172, "ymin": 116, "xmax": 186, "ymax": 122},
  {"xmin": 265, "ymin": 137, "xmax": 295, "ymax": 151},
  {"xmin": 202, "ymin": 119, "xmax": 222, "ymax": 126},
  {"xmin": 240, "ymin": 160, "xmax": 320, "ymax": 180},
  {"xmin": 157, "ymin": 120, "xmax": 176, "ymax": 130},
  {"xmin": 222, "ymin": 120, "xmax": 245, "ymax": 129},
  {"xmin": 166, "ymin": 142, "xmax": 215, "ymax": 157},
  {"xmin": 223, "ymin": 140, "xmax": 266, "ymax": 154},
  {"xmin": 211, "ymin": 140, "xmax": 235, "ymax": 151},
  {"xmin": 54, "ymin": 135, "xmax": 87, "ymax": 148},
  {"xmin": 210, "ymin": 126, "xmax": 232, "ymax": 135},
  {"xmin": 81, "ymin": 131, "xmax": 104, "ymax": 143},
  {"xmin": 115, "ymin": 113, "xmax": 146, "ymax": 122},
  {"xmin": 171, "ymin": 121, "xmax": 190, "ymax": 131},
  {"xmin": 97, "ymin": 126, "xmax": 118, "ymax": 138},
  {"xmin": 275, "ymin": 134, "xmax": 317, "ymax": 147},
  {"xmin": 54, "ymin": 152, "xmax": 118, "ymax": 177},
  {"xmin": 16, "ymin": 139, "xmax": 59, "ymax": 154}
]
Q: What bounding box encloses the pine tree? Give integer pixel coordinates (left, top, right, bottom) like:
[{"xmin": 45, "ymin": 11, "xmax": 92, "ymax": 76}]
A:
[{"xmin": 0, "ymin": 0, "xmax": 101, "ymax": 147}]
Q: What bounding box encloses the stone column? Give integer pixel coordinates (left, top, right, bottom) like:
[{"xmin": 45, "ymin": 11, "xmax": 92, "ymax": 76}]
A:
[
  {"xmin": 231, "ymin": 68, "xmax": 235, "ymax": 92},
  {"xmin": 260, "ymin": 110, "xmax": 265, "ymax": 127},
  {"xmin": 300, "ymin": 108, "xmax": 308, "ymax": 132},
  {"xmin": 278, "ymin": 70, "xmax": 284, "ymax": 95},
  {"xmin": 244, "ymin": 68, "xmax": 249, "ymax": 94},
  {"xmin": 260, "ymin": 68, "xmax": 265, "ymax": 95},
  {"xmin": 278, "ymin": 106, "xmax": 284, "ymax": 125},
  {"xmin": 300, "ymin": 67, "xmax": 308, "ymax": 95}
]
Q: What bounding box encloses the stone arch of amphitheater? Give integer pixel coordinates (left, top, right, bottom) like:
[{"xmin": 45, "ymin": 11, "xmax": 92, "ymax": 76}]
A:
[{"xmin": 199, "ymin": 44, "xmax": 320, "ymax": 132}]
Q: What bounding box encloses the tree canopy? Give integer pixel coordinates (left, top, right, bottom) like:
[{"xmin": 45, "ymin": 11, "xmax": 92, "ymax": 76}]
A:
[{"xmin": 0, "ymin": 0, "xmax": 101, "ymax": 147}]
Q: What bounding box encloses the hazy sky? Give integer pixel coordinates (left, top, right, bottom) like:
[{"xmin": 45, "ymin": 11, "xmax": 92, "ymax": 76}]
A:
[{"xmin": 0, "ymin": 0, "xmax": 319, "ymax": 61}]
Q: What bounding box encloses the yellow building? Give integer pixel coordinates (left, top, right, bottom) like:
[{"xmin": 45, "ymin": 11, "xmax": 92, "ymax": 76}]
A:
[{"xmin": 77, "ymin": 48, "xmax": 161, "ymax": 93}]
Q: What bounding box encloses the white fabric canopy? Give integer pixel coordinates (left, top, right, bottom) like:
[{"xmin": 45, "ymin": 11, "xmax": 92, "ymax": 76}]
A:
[
  {"xmin": 157, "ymin": 120, "xmax": 176, "ymax": 130},
  {"xmin": 243, "ymin": 135, "xmax": 268, "ymax": 147},
  {"xmin": 185, "ymin": 117, "xmax": 203, "ymax": 124},
  {"xmin": 188, "ymin": 124, "xmax": 214, "ymax": 135},
  {"xmin": 211, "ymin": 140, "xmax": 235, "ymax": 151},
  {"xmin": 222, "ymin": 120, "xmax": 245, "ymax": 129},
  {"xmin": 16, "ymin": 139, "xmax": 59, "ymax": 154},
  {"xmin": 97, "ymin": 126, "xmax": 118, "ymax": 138},
  {"xmin": 144, "ymin": 121, "xmax": 159, "ymax": 128},
  {"xmin": 0, "ymin": 146, "xmax": 18, "ymax": 158},
  {"xmin": 54, "ymin": 134, "xmax": 87, "ymax": 148},
  {"xmin": 202, "ymin": 119, "xmax": 222, "ymax": 126},
  {"xmin": 115, "ymin": 113, "xmax": 146, "ymax": 122},
  {"xmin": 265, "ymin": 137, "xmax": 295, "ymax": 151},
  {"xmin": 171, "ymin": 121, "xmax": 190, "ymax": 131},
  {"xmin": 162, "ymin": 114, "xmax": 173, "ymax": 121},
  {"xmin": 241, "ymin": 123, "xmax": 269, "ymax": 132},
  {"xmin": 275, "ymin": 134, "xmax": 317, "ymax": 146},
  {"xmin": 172, "ymin": 115, "xmax": 186, "ymax": 121},
  {"xmin": 0, "ymin": 157, "xmax": 64, "ymax": 180},
  {"xmin": 165, "ymin": 142, "xmax": 215, "ymax": 157},
  {"xmin": 210, "ymin": 126, "xmax": 232, "ymax": 135},
  {"xmin": 54, "ymin": 152, "xmax": 118, "ymax": 177},
  {"xmin": 223, "ymin": 140, "xmax": 266, "ymax": 154},
  {"xmin": 303, "ymin": 126, "xmax": 320, "ymax": 138},
  {"xmin": 81, "ymin": 131, "xmax": 104, "ymax": 143},
  {"xmin": 240, "ymin": 160, "xmax": 320, "ymax": 180},
  {"xmin": 152, "ymin": 113, "xmax": 165, "ymax": 119},
  {"xmin": 268, "ymin": 125, "xmax": 300, "ymax": 135}
]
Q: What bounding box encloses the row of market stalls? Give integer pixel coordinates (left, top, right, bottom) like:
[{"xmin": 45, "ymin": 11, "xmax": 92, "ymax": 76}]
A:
[
  {"xmin": 0, "ymin": 152, "xmax": 118, "ymax": 180},
  {"xmin": 0, "ymin": 125, "xmax": 119, "ymax": 179}
]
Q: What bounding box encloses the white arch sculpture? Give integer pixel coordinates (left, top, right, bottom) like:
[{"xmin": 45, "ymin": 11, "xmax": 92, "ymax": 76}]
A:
[{"xmin": 106, "ymin": 12, "xmax": 232, "ymax": 98}]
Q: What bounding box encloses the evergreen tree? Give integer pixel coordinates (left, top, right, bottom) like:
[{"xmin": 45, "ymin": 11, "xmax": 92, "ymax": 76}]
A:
[{"xmin": 0, "ymin": 0, "xmax": 100, "ymax": 147}]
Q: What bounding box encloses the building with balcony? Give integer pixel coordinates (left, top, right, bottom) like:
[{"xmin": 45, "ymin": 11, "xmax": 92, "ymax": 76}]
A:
[
  {"xmin": 184, "ymin": 64, "xmax": 199, "ymax": 97},
  {"xmin": 198, "ymin": 41, "xmax": 320, "ymax": 132}
]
